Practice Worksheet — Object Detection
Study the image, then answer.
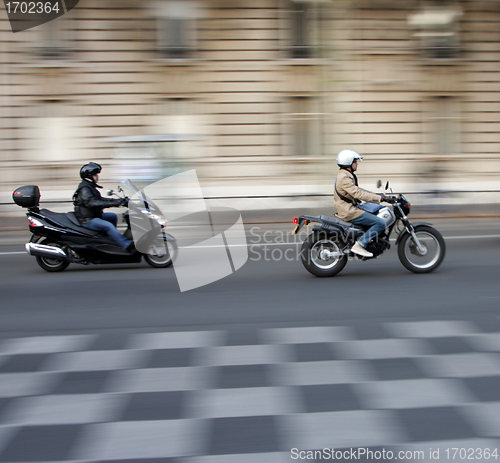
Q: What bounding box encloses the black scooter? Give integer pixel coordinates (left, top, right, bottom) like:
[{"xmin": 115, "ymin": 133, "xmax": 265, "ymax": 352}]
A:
[{"xmin": 13, "ymin": 179, "xmax": 177, "ymax": 272}]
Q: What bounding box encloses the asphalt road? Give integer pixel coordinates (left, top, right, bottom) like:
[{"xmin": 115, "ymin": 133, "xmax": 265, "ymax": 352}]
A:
[
  {"xmin": 0, "ymin": 218, "xmax": 499, "ymax": 335},
  {"xmin": 1, "ymin": 218, "xmax": 500, "ymax": 461}
]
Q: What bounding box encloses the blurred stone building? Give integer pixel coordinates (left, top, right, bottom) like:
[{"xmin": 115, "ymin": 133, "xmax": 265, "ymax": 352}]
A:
[{"xmin": 1, "ymin": 0, "xmax": 500, "ymax": 204}]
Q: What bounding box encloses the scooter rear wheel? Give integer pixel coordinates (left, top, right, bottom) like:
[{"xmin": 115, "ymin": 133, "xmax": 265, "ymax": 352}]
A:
[{"xmin": 35, "ymin": 239, "xmax": 70, "ymax": 272}]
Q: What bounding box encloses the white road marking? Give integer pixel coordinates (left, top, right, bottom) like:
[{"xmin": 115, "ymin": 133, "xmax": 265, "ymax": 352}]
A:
[{"xmin": 2, "ymin": 234, "xmax": 500, "ymax": 255}]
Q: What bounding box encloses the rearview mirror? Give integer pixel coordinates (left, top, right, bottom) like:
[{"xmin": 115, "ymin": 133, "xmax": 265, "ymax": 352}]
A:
[
  {"xmin": 376, "ymin": 180, "xmax": 382, "ymax": 188},
  {"xmin": 107, "ymin": 189, "xmax": 113, "ymax": 196}
]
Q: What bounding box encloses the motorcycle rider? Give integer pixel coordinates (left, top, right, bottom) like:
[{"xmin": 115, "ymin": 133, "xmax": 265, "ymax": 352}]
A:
[
  {"xmin": 73, "ymin": 162, "xmax": 134, "ymax": 252},
  {"xmin": 334, "ymin": 149, "xmax": 393, "ymax": 258}
]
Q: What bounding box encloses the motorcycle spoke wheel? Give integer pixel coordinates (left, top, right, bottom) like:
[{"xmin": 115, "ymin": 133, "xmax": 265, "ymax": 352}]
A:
[
  {"xmin": 301, "ymin": 233, "xmax": 347, "ymax": 277},
  {"xmin": 398, "ymin": 226, "xmax": 445, "ymax": 273},
  {"xmin": 311, "ymin": 240, "xmax": 343, "ymax": 270}
]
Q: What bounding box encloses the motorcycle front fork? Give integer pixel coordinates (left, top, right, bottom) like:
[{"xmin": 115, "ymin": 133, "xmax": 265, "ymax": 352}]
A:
[{"xmin": 403, "ymin": 222, "xmax": 426, "ymax": 255}]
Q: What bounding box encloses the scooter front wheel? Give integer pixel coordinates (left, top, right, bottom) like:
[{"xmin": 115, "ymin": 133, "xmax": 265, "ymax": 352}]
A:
[
  {"xmin": 35, "ymin": 239, "xmax": 70, "ymax": 272},
  {"xmin": 398, "ymin": 225, "xmax": 445, "ymax": 273},
  {"xmin": 144, "ymin": 237, "xmax": 177, "ymax": 268}
]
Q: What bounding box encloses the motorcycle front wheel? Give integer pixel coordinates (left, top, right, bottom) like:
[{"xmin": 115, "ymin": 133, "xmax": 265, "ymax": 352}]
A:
[
  {"xmin": 35, "ymin": 239, "xmax": 70, "ymax": 272},
  {"xmin": 143, "ymin": 237, "xmax": 178, "ymax": 268},
  {"xmin": 300, "ymin": 232, "xmax": 348, "ymax": 277},
  {"xmin": 398, "ymin": 225, "xmax": 445, "ymax": 274}
]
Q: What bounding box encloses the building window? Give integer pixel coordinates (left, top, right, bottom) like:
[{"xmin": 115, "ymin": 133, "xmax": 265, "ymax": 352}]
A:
[
  {"xmin": 290, "ymin": 97, "xmax": 321, "ymax": 157},
  {"xmin": 433, "ymin": 96, "xmax": 460, "ymax": 155},
  {"xmin": 155, "ymin": 1, "xmax": 198, "ymax": 60},
  {"xmin": 24, "ymin": 101, "xmax": 77, "ymax": 166},
  {"xmin": 290, "ymin": 2, "xmax": 311, "ymax": 59},
  {"xmin": 408, "ymin": 2, "xmax": 462, "ymax": 61},
  {"xmin": 34, "ymin": 17, "xmax": 75, "ymax": 59},
  {"xmin": 423, "ymin": 96, "xmax": 461, "ymax": 156},
  {"xmin": 34, "ymin": 8, "xmax": 76, "ymax": 58},
  {"xmin": 282, "ymin": 0, "xmax": 324, "ymax": 60}
]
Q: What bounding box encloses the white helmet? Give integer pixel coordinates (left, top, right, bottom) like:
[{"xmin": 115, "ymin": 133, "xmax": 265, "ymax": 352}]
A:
[{"xmin": 337, "ymin": 149, "xmax": 363, "ymax": 167}]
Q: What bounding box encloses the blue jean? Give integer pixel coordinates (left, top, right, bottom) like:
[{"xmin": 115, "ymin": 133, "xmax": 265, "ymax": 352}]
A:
[
  {"xmin": 83, "ymin": 212, "xmax": 132, "ymax": 250},
  {"xmin": 350, "ymin": 212, "xmax": 387, "ymax": 248}
]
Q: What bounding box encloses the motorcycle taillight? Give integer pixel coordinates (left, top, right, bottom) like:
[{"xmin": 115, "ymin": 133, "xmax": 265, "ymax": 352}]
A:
[{"xmin": 28, "ymin": 217, "xmax": 43, "ymax": 227}]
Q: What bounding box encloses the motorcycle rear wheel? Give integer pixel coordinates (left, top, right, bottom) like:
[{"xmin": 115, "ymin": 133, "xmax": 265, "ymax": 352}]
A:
[
  {"xmin": 35, "ymin": 239, "xmax": 70, "ymax": 272},
  {"xmin": 398, "ymin": 225, "xmax": 445, "ymax": 273},
  {"xmin": 144, "ymin": 238, "xmax": 177, "ymax": 268},
  {"xmin": 301, "ymin": 232, "xmax": 348, "ymax": 277}
]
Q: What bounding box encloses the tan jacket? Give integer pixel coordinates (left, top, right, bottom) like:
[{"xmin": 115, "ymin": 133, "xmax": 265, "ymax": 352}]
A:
[{"xmin": 334, "ymin": 168, "xmax": 382, "ymax": 221}]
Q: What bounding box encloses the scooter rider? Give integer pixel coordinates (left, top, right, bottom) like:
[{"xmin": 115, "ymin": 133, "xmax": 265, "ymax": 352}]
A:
[
  {"xmin": 334, "ymin": 149, "xmax": 393, "ymax": 258},
  {"xmin": 73, "ymin": 162, "xmax": 134, "ymax": 252}
]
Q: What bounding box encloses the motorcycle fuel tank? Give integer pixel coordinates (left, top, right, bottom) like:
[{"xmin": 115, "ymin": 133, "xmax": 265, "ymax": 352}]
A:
[{"xmin": 377, "ymin": 206, "xmax": 396, "ymax": 227}]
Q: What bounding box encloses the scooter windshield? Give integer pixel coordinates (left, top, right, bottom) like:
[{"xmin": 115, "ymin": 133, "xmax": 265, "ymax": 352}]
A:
[
  {"xmin": 121, "ymin": 179, "xmax": 162, "ymax": 215},
  {"xmin": 121, "ymin": 178, "xmax": 140, "ymax": 194}
]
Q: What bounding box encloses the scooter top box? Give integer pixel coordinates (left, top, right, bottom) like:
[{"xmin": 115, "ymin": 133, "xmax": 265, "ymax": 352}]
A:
[{"xmin": 13, "ymin": 185, "xmax": 40, "ymax": 208}]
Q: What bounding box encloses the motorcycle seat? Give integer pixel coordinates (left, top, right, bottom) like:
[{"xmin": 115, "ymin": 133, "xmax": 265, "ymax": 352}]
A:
[
  {"xmin": 39, "ymin": 209, "xmax": 102, "ymax": 236},
  {"xmin": 66, "ymin": 212, "xmax": 82, "ymax": 227},
  {"xmin": 320, "ymin": 214, "xmax": 364, "ymax": 230}
]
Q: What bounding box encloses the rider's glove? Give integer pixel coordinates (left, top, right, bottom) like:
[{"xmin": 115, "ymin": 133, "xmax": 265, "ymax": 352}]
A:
[
  {"xmin": 380, "ymin": 194, "xmax": 396, "ymax": 203},
  {"xmin": 120, "ymin": 197, "xmax": 129, "ymax": 207}
]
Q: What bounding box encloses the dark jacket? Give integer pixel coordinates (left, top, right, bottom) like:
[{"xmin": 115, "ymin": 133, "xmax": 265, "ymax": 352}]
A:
[{"xmin": 73, "ymin": 180, "xmax": 122, "ymax": 224}]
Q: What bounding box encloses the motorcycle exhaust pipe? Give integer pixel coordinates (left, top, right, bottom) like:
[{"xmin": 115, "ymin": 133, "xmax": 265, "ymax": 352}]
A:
[{"xmin": 25, "ymin": 243, "xmax": 71, "ymax": 262}]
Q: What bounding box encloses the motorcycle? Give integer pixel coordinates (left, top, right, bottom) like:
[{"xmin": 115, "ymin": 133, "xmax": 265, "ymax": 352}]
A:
[
  {"xmin": 292, "ymin": 181, "xmax": 446, "ymax": 277},
  {"xmin": 13, "ymin": 179, "xmax": 177, "ymax": 272}
]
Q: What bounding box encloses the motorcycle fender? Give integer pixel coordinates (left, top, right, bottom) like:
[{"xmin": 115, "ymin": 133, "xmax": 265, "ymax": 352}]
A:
[
  {"xmin": 162, "ymin": 232, "xmax": 176, "ymax": 242},
  {"xmin": 136, "ymin": 229, "xmax": 176, "ymax": 251},
  {"xmin": 395, "ymin": 222, "xmax": 433, "ymax": 245},
  {"xmin": 30, "ymin": 234, "xmax": 43, "ymax": 243}
]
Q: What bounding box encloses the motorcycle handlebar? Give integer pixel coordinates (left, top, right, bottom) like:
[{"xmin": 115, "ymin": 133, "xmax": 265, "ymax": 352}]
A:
[{"xmin": 381, "ymin": 195, "xmax": 398, "ymax": 204}]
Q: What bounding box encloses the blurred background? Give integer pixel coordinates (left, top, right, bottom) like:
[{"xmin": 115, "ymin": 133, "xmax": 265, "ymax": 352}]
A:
[
  {"xmin": 1, "ymin": 0, "xmax": 500, "ymax": 216},
  {"xmin": 2, "ymin": 3, "xmax": 500, "ymax": 460}
]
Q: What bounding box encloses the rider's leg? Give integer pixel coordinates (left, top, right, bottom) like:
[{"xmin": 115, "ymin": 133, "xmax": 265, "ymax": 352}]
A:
[
  {"xmin": 101, "ymin": 212, "xmax": 118, "ymax": 227},
  {"xmin": 350, "ymin": 212, "xmax": 386, "ymax": 248},
  {"xmin": 83, "ymin": 217, "xmax": 132, "ymax": 250}
]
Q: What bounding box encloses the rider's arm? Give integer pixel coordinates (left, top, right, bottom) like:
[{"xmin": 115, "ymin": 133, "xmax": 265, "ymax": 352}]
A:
[
  {"xmin": 79, "ymin": 186, "xmax": 122, "ymax": 209},
  {"xmin": 338, "ymin": 175, "xmax": 382, "ymax": 204}
]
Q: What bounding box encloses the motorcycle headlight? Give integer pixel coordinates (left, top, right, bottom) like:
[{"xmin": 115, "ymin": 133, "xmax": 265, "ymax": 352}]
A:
[
  {"xmin": 137, "ymin": 208, "xmax": 168, "ymax": 227},
  {"xmin": 148, "ymin": 212, "xmax": 167, "ymax": 227},
  {"xmin": 154, "ymin": 215, "xmax": 168, "ymax": 227}
]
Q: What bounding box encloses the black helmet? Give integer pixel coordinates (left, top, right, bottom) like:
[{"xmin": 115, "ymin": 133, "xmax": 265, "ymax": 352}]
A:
[{"xmin": 80, "ymin": 162, "xmax": 102, "ymax": 181}]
